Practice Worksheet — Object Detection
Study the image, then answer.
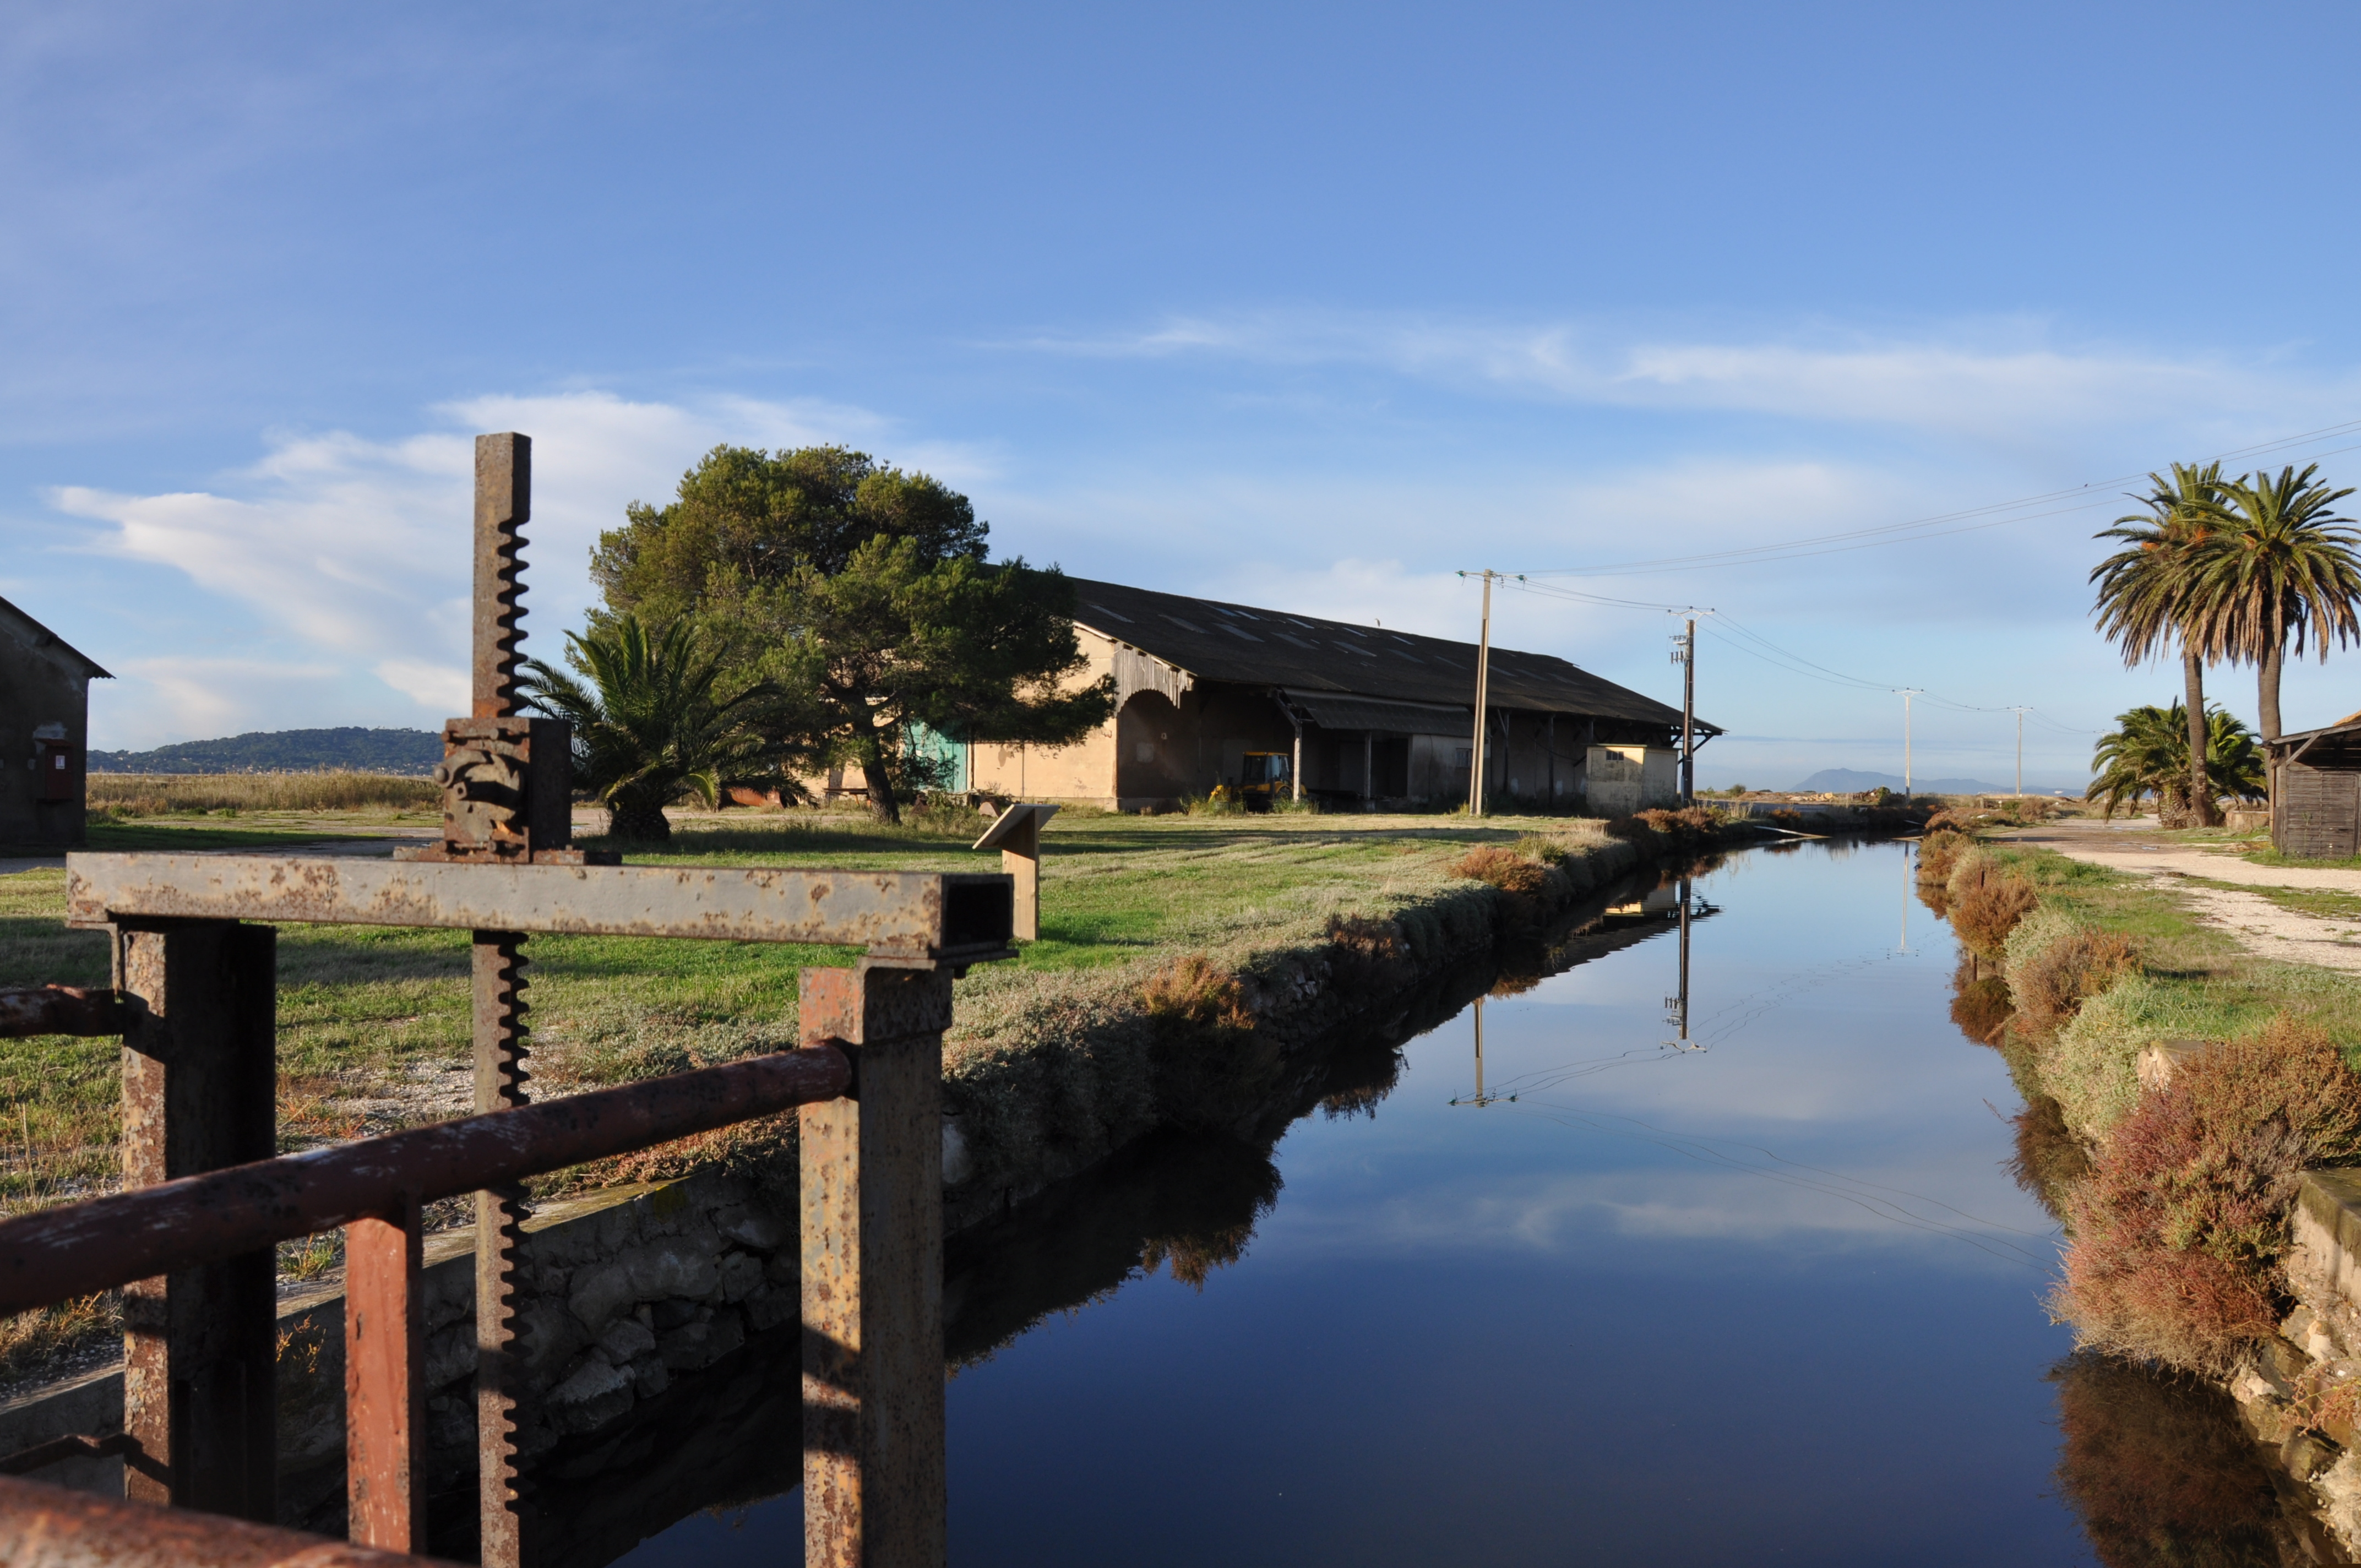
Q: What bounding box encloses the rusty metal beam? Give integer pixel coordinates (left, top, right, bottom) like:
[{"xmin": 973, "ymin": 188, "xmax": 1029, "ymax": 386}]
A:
[
  {"xmin": 67, "ymin": 856, "xmax": 1016, "ymax": 957},
  {"xmin": 0, "ymin": 1473, "xmax": 458, "ymax": 1566},
  {"xmin": 0, "ymin": 1043, "xmax": 851, "ymax": 1314},
  {"xmin": 345, "ymin": 1200, "xmax": 425, "ymax": 1554},
  {"xmin": 472, "ymin": 433, "xmax": 530, "ymax": 721},
  {"xmin": 802, "ymin": 961, "xmax": 953, "ymax": 1568},
  {"xmin": 0, "ymin": 986, "xmax": 129, "ymax": 1037},
  {"xmin": 117, "ymin": 922, "xmax": 276, "ymax": 1522}
]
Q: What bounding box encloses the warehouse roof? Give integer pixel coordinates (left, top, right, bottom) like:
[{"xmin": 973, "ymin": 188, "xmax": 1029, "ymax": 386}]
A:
[{"xmin": 1064, "ymin": 577, "xmax": 1708, "ymax": 733}]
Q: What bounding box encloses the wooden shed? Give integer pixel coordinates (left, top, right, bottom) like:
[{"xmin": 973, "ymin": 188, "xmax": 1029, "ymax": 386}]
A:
[
  {"xmin": 2268, "ymin": 710, "xmax": 2361, "ymax": 858},
  {"xmin": 0, "ymin": 596, "xmax": 110, "ymax": 852}
]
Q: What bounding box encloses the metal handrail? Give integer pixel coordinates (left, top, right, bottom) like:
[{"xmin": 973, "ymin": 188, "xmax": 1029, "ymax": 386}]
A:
[{"xmin": 0, "ymin": 1043, "xmax": 850, "ymax": 1314}]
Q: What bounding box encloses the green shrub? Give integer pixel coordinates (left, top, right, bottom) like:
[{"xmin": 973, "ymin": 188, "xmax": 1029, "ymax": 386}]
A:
[
  {"xmin": 2043, "ymin": 975, "xmax": 2219, "ymax": 1141},
  {"xmin": 1510, "ymin": 832, "xmax": 1569, "ymax": 867},
  {"xmin": 2053, "ymin": 1017, "xmax": 2361, "ymax": 1374}
]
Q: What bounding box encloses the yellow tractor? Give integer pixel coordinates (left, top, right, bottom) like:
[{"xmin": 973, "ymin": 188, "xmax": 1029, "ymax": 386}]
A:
[{"xmin": 1238, "ymin": 750, "xmax": 1293, "ymax": 810}]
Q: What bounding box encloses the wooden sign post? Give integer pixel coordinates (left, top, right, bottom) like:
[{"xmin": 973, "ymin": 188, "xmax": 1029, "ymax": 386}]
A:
[{"xmin": 972, "ymin": 803, "xmax": 1059, "ymax": 941}]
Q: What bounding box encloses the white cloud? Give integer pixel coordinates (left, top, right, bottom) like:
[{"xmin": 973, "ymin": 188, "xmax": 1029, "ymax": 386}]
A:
[
  {"xmin": 47, "ymin": 389, "xmax": 928, "ymax": 739},
  {"xmin": 101, "ymin": 656, "xmax": 344, "ymax": 745},
  {"xmin": 372, "ymin": 659, "xmax": 469, "ymax": 711},
  {"xmin": 1016, "ymin": 311, "xmax": 2358, "ymax": 445}
]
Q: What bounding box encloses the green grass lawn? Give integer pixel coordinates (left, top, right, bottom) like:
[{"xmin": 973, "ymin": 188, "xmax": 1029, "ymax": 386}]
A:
[
  {"xmin": 1981, "ymin": 841, "xmax": 2361, "ymax": 1058},
  {"xmin": 0, "ymin": 807, "xmax": 1571, "ymax": 1206}
]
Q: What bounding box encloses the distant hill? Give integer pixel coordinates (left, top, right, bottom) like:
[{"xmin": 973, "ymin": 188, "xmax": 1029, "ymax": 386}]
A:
[
  {"xmin": 89, "ymin": 728, "xmax": 444, "ymax": 776},
  {"xmin": 1791, "ymin": 767, "xmax": 2068, "ymax": 796}
]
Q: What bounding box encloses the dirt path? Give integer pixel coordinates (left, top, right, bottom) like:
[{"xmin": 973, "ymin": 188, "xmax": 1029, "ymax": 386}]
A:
[{"xmin": 2008, "ymin": 819, "xmax": 2361, "ymax": 972}]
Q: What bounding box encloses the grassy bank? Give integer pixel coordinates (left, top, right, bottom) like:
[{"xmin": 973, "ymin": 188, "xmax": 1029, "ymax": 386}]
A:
[
  {"xmin": 1922, "ymin": 818, "xmax": 2361, "ymax": 1380},
  {"xmin": 0, "ymin": 808, "xmax": 1737, "ymax": 1203}
]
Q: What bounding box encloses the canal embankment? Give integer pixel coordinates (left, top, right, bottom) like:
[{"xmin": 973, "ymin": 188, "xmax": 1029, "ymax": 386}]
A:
[{"xmin": 1921, "ymin": 808, "xmax": 2361, "ymax": 1555}]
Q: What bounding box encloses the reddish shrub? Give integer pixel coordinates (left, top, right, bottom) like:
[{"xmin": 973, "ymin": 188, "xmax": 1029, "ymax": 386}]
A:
[
  {"xmin": 2012, "ymin": 927, "xmax": 2144, "ymax": 1039},
  {"xmin": 2049, "ymin": 1353, "xmax": 2283, "ymax": 1567},
  {"xmin": 1951, "ymin": 974, "xmax": 2012, "ymax": 1045},
  {"xmin": 1607, "ymin": 806, "xmax": 1722, "ymax": 855},
  {"xmin": 1447, "ymin": 846, "xmax": 1547, "ymax": 895},
  {"xmin": 1916, "ymin": 828, "xmax": 1968, "ymax": 887},
  {"xmin": 1947, "ymin": 856, "xmax": 2038, "ymax": 955},
  {"xmin": 2054, "ymin": 1017, "xmax": 2361, "ymax": 1373}
]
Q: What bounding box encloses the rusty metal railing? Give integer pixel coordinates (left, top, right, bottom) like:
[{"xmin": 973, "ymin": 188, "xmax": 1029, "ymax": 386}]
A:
[{"xmin": 0, "ymin": 1043, "xmax": 851, "ymax": 1559}]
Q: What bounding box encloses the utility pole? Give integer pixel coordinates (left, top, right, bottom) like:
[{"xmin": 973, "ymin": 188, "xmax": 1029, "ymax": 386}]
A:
[
  {"xmin": 1672, "ymin": 617, "xmax": 1696, "ymax": 805},
  {"xmin": 1457, "ymin": 571, "xmax": 1521, "ymax": 816},
  {"xmin": 2008, "ymin": 707, "xmax": 2030, "ymax": 798},
  {"xmin": 1895, "ymin": 689, "xmax": 1922, "ymax": 803}
]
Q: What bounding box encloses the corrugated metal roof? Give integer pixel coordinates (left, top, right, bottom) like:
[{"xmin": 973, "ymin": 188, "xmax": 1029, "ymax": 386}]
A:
[
  {"xmin": 1279, "ymin": 689, "xmax": 1472, "ymax": 734},
  {"xmin": 1066, "ymin": 578, "xmax": 1706, "ymax": 732}
]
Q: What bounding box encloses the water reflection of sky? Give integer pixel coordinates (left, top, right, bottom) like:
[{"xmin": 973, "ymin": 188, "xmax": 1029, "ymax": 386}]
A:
[
  {"xmin": 948, "ymin": 842, "xmax": 2089, "ymax": 1566},
  {"xmin": 621, "ymin": 841, "xmax": 2098, "ymax": 1566}
]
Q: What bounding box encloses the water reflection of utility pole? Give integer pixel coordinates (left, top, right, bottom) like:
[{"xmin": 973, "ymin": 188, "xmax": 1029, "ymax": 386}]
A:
[
  {"xmin": 1898, "ymin": 840, "xmax": 1913, "ymax": 956},
  {"xmin": 1664, "ymin": 873, "xmax": 1710, "ymax": 1052},
  {"xmin": 1452, "ymin": 995, "xmax": 1510, "ymax": 1106}
]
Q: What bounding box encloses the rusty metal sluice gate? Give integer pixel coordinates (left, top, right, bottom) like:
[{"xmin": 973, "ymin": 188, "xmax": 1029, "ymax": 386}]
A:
[{"xmin": 0, "ymin": 434, "xmax": 1011, "ymax": 1566}]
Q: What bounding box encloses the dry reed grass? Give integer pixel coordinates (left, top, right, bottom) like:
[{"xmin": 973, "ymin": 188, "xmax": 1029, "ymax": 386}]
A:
[
  {"xmin": 0, "ymin": 1293, "xmax": 117, "ymax": 1386},
  {"xmin": 1140, "ymin": 954, "xmax": 1255, "ymax": 1031},
  {"xmin": 88, "ymin": 773, "xmax": 439, "ymax": 814},
  {"xmin": 2053, "ymin": 1017, "xmax": 2361, "ymax": 1374}
]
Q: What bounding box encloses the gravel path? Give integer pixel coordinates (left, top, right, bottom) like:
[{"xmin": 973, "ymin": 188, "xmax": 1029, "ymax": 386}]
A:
[{"xmin": 2007, "ymin": 819, "xmax": 2361, "ymax": 972}]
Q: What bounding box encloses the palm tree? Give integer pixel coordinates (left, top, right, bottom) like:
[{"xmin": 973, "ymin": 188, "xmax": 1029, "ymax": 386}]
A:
[
  {"xmin": 2188, "ymin": 464, "xmax": 2361, "ymax": 813},
  {"xmin": 2087, "ymin": 701, "xmax": 2266, "ymax": 819},
  {"xmin": 520, "ymin": 615, "xmax": 782, "ymax": 842},
  {"xmin": 2090, "ymin": 463, "xmax": 2228, "ymax": 825}
]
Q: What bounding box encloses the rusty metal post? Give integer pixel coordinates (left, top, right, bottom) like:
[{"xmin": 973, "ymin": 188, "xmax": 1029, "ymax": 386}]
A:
[
  {"xmin": 801, "ymin": 960, "xmax": 954, "ymax": 1568},
  {"xmin": 472, "ymin": 431, "xmax": 536, "ymax": 1568},
  {"xmin": 117, "ymin": 921, "xmax": 277, "ymax": 1521},
  {"xmin": 346, "ymin": 1198, "xmax": 425, "ymax": 1551}
]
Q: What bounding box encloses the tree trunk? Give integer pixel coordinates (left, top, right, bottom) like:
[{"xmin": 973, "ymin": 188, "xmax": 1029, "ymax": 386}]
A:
[
  {"xmin": 2262, "ymin": 616, "xmax": 2286, "ymax": 830},
  {"xmin": 2182, "ymin": 646, "xmax": 2220, "ymax": 827},
  {"xmin": 607, "ymin": 791, "xmax": 672, "ymax": 842},
  {"xmin": 858, "ymin": 714, "xmax": 902, "ymax": 825}
]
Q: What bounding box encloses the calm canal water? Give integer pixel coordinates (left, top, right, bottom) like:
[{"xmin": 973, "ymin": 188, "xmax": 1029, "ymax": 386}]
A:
[{"xmin": 622, "ymin": 839, "xmax": 2104, "ymax": 1565}]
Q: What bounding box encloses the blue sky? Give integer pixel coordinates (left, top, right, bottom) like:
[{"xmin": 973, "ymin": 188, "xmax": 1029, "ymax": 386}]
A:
[{"xmin": 9, "ymin": 2, "xmax": 2361, "ymax": 789}]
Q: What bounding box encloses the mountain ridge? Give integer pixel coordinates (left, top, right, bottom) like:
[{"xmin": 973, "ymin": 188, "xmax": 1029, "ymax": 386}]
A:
[{"xmin": 89, "ymin": 727, "xmax": 443, "ymax": 776}]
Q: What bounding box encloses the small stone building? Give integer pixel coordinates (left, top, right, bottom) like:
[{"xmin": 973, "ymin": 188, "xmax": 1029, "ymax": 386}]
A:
[
  {"xmin": 955, "ymin": 577, "xmax": 1709, "ymax": 813},
  {"xmin": 0, "ymin": 596, "xmax": 109, "ymax": 852},
  {"xmin": 2269, "ymin": 709, "xmax": 2361, "ymax": 857}
]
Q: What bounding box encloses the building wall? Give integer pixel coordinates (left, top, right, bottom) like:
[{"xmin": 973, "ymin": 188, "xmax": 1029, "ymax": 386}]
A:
[
  {"xmin": 0, "ymin": 634, "xmax": 93, "ymax": 850},
  {"xmin": 1585, "ymin": 744, "xmax": 1680, "ymax": 816}
]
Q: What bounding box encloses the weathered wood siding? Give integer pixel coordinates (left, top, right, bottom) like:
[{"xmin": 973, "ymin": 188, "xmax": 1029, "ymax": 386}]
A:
[{"xmin": 2280, "ymin": 764, "xmax": 2361, "ymax": 859}]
